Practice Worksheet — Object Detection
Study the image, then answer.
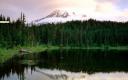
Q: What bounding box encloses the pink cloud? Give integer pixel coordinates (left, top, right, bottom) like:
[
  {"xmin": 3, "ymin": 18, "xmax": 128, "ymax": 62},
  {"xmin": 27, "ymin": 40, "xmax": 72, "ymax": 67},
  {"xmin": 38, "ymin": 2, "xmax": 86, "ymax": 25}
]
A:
[{"xmin": 0, "ymin": 0, "xmax": 127, "ymax": 22}]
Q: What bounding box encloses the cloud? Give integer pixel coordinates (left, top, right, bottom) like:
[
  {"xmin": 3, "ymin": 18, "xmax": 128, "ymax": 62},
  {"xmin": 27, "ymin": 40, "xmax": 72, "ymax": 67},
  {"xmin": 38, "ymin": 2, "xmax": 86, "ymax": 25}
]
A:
[
  {"xmin": 96, "ymin": 0, "xmax": 118, "ymax": 3},
  {"xmin": 95, "ymin": 0, "xmax": 119, "ymax": 13},
  {"xmin": 0, "ymin": 0, "xmax": 128, "ymax": 22},
  {"xmin": 0, "ymin": 0, "xmax": 53, "ymax": 22}
]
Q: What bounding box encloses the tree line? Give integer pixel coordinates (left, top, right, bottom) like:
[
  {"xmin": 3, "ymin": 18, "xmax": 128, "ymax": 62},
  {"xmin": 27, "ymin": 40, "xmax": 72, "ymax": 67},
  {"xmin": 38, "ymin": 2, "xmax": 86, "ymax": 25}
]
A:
[{"xmin": 0, "ymin": 14, "xmax": 128, "ymax": 48}]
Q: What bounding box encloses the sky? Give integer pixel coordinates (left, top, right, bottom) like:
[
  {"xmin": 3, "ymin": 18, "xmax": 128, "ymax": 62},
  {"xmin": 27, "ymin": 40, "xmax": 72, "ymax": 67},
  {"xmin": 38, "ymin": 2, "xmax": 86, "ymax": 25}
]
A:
[{"xmin": 0, "ymin": 0, "xmax": 128, "ymax": 22}]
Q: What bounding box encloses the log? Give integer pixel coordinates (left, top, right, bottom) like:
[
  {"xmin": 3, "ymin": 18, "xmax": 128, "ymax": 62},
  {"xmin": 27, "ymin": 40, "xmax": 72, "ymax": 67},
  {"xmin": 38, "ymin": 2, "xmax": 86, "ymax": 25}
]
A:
[{"xmin": 19, "ymin": 49, "xmax": 32, "ymax": 53}]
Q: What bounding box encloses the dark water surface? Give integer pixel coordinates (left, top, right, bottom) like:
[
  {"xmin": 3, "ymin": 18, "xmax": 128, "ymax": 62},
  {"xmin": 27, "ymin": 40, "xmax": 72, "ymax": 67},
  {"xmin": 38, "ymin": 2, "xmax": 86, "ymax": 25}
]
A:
[{"xmin": 0, "ymin": 49, "xmax": 128, "ymax": 80}]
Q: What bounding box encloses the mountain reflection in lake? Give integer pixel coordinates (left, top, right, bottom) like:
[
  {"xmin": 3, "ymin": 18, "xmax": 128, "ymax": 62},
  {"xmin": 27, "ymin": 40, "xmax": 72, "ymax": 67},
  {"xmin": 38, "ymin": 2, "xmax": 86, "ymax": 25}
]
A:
[{"xmin": 0, "ymin": 49, "xmax": 128, "ymax": 80}]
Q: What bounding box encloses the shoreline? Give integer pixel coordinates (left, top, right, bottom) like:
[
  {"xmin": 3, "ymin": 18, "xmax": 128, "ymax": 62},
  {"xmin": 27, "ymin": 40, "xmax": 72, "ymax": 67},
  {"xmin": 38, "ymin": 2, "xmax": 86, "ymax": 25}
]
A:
[{"xmin": 0, "ymin": 45, "xmax": 128, "ymax": 64}]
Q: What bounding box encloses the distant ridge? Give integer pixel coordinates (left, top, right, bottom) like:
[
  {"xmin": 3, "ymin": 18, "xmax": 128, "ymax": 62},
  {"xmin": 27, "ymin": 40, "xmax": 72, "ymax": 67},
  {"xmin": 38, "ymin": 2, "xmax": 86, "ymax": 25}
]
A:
[{"xmin": 32, "ymin": 9, "xmax": 87, "ymax": 24}]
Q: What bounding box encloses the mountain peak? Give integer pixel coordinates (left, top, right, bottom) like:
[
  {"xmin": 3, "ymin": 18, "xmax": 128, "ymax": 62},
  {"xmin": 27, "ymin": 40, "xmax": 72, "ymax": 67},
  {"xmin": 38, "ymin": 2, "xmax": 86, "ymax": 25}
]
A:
[
  {"xmin": 48, "ymin": 9, "xmax": 70, "ymax": 18},
  {"xmin": 33, "ymin": 9, "xmax": 87, "ymax": 24}
]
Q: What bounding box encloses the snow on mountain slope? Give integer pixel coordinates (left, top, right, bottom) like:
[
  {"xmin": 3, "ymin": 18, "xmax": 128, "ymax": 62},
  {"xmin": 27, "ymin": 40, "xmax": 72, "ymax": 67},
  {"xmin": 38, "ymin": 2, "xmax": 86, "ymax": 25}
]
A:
[{"xmin": 32, "ymin": 10, "xmax": 88, "ymax": 24}]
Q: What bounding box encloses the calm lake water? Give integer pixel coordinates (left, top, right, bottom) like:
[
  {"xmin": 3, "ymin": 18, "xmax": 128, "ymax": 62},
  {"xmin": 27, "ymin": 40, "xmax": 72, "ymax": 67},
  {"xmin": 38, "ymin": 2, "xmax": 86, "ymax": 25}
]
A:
[{"xmin": 0, "ymin": 49, "xmax": 128, "ymax": 80}]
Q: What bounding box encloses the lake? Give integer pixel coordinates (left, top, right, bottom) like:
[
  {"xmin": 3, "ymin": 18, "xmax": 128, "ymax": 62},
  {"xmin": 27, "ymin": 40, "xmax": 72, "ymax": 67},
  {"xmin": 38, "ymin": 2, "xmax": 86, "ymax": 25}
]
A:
[{"xmin": 0, "ymin": 49, "xmax": 128, "ymax": 80}]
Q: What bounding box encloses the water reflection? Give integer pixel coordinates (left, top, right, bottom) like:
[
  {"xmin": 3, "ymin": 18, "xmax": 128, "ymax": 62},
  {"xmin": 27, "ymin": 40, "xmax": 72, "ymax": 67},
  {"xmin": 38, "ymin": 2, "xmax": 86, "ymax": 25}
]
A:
[
  {"xmin": 0, "ymin": 49, "xmax": 128, "ymax": 80},
  {"xmin": 2, "ymin": 68, "xmax": 128, "ymax": 80},
  {"xmin": 25, "ymin": 68, "xmax": 128, "ymax": 80}
]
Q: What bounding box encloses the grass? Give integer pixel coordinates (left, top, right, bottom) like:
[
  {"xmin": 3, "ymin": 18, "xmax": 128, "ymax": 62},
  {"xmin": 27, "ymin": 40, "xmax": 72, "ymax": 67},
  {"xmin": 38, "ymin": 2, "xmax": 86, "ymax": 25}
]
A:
[
  {"xmin": 0, "ymin": 45, "xmax": 128, "ymax": 64},
  {"xmin": 0, "ymin": 45, "xmax": 59, "ymax": 64},
  {"xmin": 0, "ymin": 48, "xmax": 18, "ymax": 64},
  {"xmin": 22, "ymin": 45, "xmax": 60, "ymax": 53}
]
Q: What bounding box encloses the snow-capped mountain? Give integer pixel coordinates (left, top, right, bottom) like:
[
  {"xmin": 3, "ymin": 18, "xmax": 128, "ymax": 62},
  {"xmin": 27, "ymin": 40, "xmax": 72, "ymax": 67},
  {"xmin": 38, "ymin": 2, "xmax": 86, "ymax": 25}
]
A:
[{"xmin": 32, "ymin": 10, "xmax": 88, "ymax": 24}]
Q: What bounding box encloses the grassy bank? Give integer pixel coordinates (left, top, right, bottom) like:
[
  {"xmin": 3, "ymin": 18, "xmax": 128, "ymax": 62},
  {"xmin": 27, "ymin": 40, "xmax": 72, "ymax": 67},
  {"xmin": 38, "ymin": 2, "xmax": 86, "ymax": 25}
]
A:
[
  {"xmin": 0, "ymin": 45, "xmax": 59, "ymax": 64},
  {"xmin": 0, "ymin": 48, "xmax": 18, "ymax": 64},
  {"xmin": 0, "ymin": 45, "xmax": 128, "ymax": 64}
]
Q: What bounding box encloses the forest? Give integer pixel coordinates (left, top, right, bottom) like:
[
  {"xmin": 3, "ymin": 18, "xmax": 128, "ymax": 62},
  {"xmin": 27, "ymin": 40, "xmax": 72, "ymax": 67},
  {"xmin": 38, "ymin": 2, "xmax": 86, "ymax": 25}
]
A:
[{"xmin": 0, "ymin": 14, "xmax": 128, "ymax": 49}]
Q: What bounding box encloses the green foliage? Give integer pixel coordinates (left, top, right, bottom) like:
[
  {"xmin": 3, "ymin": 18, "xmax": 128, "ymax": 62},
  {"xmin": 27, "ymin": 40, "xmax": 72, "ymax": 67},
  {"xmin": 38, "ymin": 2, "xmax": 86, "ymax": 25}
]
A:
[
  {"xmin": 0, "ymin": 48, "xmax": 18, "ymax": 63},
  {"xmin": 1, "ymin": 15, "xmax": 128, "ymax": 48}
]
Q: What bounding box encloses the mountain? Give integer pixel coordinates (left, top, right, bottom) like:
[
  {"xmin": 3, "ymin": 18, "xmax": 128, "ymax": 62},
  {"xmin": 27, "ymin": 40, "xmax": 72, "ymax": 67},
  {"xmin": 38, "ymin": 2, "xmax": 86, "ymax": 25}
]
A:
[{"xmin": 32, "ymin": 10, "xmax": 88, "ymax": 24}]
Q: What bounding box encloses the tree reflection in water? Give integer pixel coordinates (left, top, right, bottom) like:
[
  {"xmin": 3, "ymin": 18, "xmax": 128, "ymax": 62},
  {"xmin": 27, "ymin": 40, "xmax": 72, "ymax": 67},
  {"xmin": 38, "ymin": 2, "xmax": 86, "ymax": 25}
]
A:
[{"xmin": 0, "ymin": 49, "xmax": 128, "ymax": 80}]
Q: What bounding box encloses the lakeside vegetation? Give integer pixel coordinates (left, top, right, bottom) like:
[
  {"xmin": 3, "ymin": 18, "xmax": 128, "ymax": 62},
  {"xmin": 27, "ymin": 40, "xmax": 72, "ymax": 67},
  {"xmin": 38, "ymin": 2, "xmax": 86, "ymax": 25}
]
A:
[
  {"xmin": 1, "ymin": 45, "xmax": 128, "ymax": 64},
  {"xmin": 0, "ymin": 14, "xmax": 128, "ymax": 63},
  {"xmin": 0, "ymin": 45, "xmax": 60, "ymax": 64}
]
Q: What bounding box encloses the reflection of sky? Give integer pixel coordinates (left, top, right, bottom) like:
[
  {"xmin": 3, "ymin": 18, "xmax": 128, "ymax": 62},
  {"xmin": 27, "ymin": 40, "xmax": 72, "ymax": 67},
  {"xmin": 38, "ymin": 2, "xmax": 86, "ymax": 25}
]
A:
[
  {"xmin": 0, "ymin": 0, "xmax": 128, "ymax": 22},
  {"xmin": 24, "ymin": 68, "xmax": 128, "ymax": 80},
  {"xmin": 3, "ymin": 68, "xmax": 128, "ymax": 80},
  {"xmin": 2, "ymin": 68, "xmax": 128, "ymax": 80},
  {"xmin": 3, "ymin": 73, "xmax": 19, "ymax": 80}
]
